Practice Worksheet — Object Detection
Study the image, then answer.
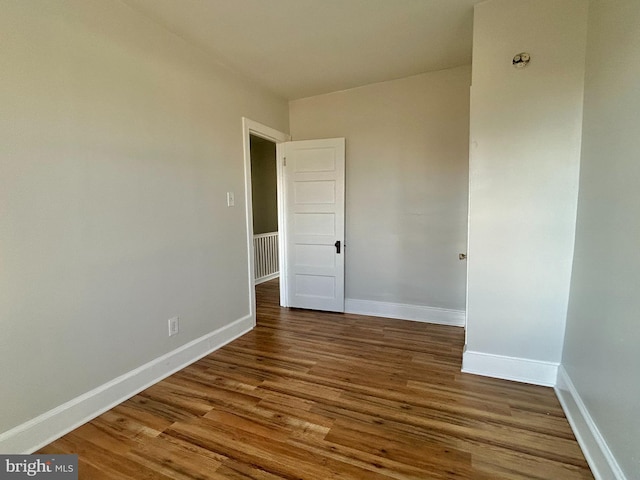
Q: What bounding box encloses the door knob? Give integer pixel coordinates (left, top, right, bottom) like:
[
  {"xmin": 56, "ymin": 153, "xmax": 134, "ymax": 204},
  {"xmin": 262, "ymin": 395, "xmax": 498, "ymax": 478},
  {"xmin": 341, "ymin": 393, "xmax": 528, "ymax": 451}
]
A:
[{"xmin": 335, "ymin": 241, "xmax": 341, "ymax": 254}]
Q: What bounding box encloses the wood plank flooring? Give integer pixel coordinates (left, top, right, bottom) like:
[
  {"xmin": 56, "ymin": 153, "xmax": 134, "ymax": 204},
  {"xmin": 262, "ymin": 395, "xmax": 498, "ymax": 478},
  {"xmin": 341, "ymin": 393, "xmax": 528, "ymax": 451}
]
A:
[{"xmin": 39, "ymin": 279, "xmax": 594, "ymax": 479}]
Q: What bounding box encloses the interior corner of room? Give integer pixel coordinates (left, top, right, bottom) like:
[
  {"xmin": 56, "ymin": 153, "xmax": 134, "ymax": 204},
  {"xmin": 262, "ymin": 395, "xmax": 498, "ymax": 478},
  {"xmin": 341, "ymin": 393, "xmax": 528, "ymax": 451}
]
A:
[{"xmin": 1, "ymin": 0, "xmax": 638, "ymax": 478}]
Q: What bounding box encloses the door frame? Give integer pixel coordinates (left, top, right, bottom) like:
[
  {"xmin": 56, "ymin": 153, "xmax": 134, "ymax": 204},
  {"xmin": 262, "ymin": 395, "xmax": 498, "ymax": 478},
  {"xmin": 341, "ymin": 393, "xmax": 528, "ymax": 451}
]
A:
[{"xmin": 242, "ymin": 118, "xmax": 290, "ymax": 324}]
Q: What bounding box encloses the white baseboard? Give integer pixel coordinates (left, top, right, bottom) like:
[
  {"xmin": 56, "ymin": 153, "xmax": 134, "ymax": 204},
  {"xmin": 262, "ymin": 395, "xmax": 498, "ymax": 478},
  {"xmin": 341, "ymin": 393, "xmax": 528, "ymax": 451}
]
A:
[
  {"xmin": 462, "ymin": 350, "xmax": 558, "ymax": 386},
  {"xmin": 555, "ymin": 366, "xmax": 627, "ymax": 480},
  {"xmin": 0, "ymin": 314, "xmax": 254, "ymax": 454},
  {"xmin": 345, "ymin": 298, "xmax": 465, "ymax": 327},
  {"xmin": 255, "ymin": 272, "xmax": 279, "ymax": 285}
]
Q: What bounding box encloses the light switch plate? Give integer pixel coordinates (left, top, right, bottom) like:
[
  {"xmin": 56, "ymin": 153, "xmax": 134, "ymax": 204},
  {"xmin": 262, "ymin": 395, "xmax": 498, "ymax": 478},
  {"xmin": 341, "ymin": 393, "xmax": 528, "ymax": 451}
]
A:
[{"xmin": 226, "ymin": 192, "xmax": 235, "ymax": 207}]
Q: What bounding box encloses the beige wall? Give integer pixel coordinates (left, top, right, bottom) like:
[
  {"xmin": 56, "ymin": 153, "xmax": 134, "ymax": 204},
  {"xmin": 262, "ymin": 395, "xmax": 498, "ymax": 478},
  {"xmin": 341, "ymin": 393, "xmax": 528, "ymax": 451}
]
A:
[
  {"xmin": 561, "ymin": 1, "xmax": 640, "ymax": 477},
  {"xmin": 250, "ymin": 136, "xmax": 278, "ymax": 234},
  {"xmin": 465, "ymin": 0, "xmax": 588, "ymax": 369},
  {"xmin": 0, "ymin": 0, "xmax": 287, "ymax": 435},
  {"xmin": 289, "ymin": 66, "xmax": 470, "ymax": 311}
]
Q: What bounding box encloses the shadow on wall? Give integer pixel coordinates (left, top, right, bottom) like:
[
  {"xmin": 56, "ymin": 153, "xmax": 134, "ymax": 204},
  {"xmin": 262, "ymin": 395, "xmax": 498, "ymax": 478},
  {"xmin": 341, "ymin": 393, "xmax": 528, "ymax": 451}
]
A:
[{"xmin": 250, "ymin": 135, "xmax": 278, "ymax": 235}]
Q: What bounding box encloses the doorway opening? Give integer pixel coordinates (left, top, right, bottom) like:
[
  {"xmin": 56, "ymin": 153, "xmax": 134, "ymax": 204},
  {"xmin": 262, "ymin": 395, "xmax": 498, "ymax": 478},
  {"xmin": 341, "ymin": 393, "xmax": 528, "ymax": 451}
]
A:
[
  {"xmin": 249, "ymin": 135, "xmax": 279, "ymax": 285},
  {"xmin": 242, "ymin": 118, "xmax": 289, "ymax": 325},
  {"xmin": 242, "ymin": 118, "xmax": 346, "ymax": 320}
]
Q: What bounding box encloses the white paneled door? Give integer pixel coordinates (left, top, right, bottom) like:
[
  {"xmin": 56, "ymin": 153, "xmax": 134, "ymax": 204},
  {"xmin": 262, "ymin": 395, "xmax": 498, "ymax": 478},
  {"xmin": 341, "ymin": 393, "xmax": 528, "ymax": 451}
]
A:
[{"xmin": 280, "ymin": 138, "xmax": 345, "ymax": 312}]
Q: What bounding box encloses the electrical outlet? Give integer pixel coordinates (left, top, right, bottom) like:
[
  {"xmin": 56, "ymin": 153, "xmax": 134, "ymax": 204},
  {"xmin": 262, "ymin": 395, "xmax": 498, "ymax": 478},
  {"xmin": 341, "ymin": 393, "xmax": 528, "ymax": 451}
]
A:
[{"xmin": 168, "ymin": 316, "xmax": 179, "ymax": 337}]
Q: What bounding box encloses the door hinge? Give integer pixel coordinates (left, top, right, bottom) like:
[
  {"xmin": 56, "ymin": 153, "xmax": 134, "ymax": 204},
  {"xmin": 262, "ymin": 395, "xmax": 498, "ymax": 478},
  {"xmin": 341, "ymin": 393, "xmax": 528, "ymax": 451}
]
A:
[{"xmin": 283, "ymin": 156, "xmax": 287, "ymax": 167}]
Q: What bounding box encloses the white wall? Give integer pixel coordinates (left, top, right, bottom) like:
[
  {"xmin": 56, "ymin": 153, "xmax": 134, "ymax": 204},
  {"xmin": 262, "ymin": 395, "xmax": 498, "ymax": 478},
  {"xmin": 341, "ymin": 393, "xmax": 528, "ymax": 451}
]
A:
[
  {"xmin": 289, "ymin": 66, "xmax": 471, "ymax": 319},
  {"xmin": 0, "ymin": 0, "xmax": 287, "ymax": 447},
  {"xmin": 559, "ymin": 1, "xmax": 640, "ymax": 478},
  {"xmin": 464, "ymin": 0, "xmax": 588, "ymax": 384}
]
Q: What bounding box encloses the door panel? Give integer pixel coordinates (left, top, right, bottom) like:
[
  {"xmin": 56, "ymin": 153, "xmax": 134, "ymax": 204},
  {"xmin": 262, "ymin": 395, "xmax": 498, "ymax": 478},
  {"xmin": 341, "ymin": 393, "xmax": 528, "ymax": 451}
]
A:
[{"xmin": 281, "ymin": 138, "xmax": 345, "ymax": 312}]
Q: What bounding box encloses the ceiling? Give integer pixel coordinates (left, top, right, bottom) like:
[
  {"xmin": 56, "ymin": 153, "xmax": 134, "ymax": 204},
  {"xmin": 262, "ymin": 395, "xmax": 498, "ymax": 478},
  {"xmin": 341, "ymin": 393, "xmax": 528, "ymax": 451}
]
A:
[{"xmin": 123, "ymin": 0, "xmax": 482, "ymax": 100}]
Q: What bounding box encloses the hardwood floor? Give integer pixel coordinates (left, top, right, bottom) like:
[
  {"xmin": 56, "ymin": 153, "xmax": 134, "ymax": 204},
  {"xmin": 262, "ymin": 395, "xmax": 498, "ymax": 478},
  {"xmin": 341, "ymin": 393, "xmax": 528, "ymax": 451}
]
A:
[{"xmin": 40, "ymin": 279, "xmax": 594, "ymax": 479}]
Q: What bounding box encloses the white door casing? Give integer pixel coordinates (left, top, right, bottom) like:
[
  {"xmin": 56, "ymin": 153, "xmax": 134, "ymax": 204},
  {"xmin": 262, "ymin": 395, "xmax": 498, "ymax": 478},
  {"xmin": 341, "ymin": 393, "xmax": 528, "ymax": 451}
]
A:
[{"xmin": 280, "ymin": 138, "xmax": 345, "ymax": 312}]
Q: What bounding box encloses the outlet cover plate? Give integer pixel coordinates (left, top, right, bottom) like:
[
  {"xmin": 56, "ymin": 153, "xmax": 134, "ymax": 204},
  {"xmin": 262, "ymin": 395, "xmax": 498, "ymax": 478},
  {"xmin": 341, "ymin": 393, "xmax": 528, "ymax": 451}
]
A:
[{"xmin": 168, "ymin": 316, "xmax": 179, "ymax": 336}]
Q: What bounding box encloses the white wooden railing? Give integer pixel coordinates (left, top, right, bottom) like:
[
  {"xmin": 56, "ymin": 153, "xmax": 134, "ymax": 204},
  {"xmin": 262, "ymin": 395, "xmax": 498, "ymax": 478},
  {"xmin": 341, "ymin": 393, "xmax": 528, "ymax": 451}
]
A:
[{"xmin": 253, "ymin": 231, "xmax": 279, "ymax": 284}]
